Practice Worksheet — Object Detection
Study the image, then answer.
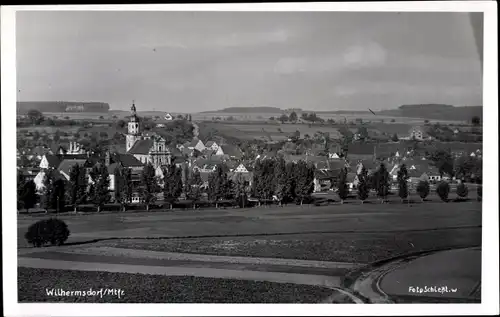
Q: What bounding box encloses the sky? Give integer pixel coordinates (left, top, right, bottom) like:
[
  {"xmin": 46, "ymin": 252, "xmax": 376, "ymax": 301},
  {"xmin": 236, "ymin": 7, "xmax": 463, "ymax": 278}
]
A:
[{"xmin": 16, "ymin": 11, "xmax": 483, "ymax": 112}]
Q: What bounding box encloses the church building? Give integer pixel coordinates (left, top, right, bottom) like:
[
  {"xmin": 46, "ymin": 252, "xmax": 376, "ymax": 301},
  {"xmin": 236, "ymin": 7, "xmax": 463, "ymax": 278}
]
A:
[{"xmin": 125, "ymin": 102, "xmax": 172, "ymax": 168}]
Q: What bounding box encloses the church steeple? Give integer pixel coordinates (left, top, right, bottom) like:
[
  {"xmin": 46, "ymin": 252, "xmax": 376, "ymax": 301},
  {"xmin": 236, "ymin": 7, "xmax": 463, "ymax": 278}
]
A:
[
  {"xmin": 126, "ymin": 100, "xmax": 141, "ymax": 152},
  {"xmin": 131, "ymin": 100, "xmax": 137, "ymax": 115}
]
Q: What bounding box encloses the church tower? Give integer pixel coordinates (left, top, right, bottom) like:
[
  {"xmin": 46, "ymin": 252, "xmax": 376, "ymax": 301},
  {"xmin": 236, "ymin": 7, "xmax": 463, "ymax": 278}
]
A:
[{"xmin": 126, "ymin": 101, "xmax": 141, "ymax": 152}]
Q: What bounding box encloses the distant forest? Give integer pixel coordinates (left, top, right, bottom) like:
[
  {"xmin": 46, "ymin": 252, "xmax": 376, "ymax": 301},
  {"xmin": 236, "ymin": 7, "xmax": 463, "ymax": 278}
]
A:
[
  {"xmin": 203, "ymin": 104, "xmax": 482, "ymax": 121},
  {"xmin": 378, "ymin": 104, "xmax": 482, "ymax": 121},
  {"xmin": 17, "ymin": 101, "xmax": 110, "ymax": 114}
]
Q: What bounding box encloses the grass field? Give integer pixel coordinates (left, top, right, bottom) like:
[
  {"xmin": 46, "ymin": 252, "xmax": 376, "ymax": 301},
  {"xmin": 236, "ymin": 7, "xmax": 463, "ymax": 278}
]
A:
[
  {"xmin": 200, "ymin": 121, "xmax": 343, "ymax": 141},
  {"xmin": 97, "ymin": 226, "xmax": 481, "ymax": 264},
  {"xmin": 18, "ymin": 268, "xmax": 333, "ymax": 303},
  {"xmin": 198, "ymin": 120, "xmax": 482, "ymax": 144},
  {"xmin": 193, "ymin": 112, "xmax": 464, "ymax": 125}
]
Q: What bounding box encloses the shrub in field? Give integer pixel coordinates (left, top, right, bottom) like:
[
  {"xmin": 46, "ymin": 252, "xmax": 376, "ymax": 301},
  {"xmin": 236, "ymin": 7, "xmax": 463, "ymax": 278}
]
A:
[
  {"xmin": 24, "ymin": 218, "xmax": 70, "ymax": 247},
  {"xmin": 477, "ymin": 185, "xmax": 482, "ymax": 201},
  {"xmin": 456, "ymin": 182, "xmax": 469, "ymax": 200},
  {"xmin": 416, "ymin": 180, "xmax": 430, "ymax": 202},
  {"xmin": 436, "ymin": 181, "xmax": 450, "ymax": 202}
]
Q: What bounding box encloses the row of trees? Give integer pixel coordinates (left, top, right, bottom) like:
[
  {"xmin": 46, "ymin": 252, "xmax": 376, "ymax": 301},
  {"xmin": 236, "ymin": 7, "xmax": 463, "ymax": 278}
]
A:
[
  {"xmin": 346, "ymin": 163, "xmax": 480, "ymax": 205},
  {"xmin": 18, "ymin": 157, "xmax": 482, "ymax": 213}
]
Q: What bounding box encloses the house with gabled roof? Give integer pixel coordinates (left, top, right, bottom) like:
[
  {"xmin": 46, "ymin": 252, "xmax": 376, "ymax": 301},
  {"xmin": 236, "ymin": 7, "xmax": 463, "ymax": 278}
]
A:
[
  {"xmin": 205, "ymin": 140, "xmax": 220, "ymax": 151},
  {"xmin": 184, "ymin": 138, "xmax": 205, "ymax": 152},
  {"xmin": 39, "ymin": 154, "xmax": 62, "ymax": 170},
  {"xmin": 216, "ymin": 144, "xmax": 243, "ymax": 160},
  {"xmin": 57, "ymin": 159, "xmax": 87, "ymax": 180}
]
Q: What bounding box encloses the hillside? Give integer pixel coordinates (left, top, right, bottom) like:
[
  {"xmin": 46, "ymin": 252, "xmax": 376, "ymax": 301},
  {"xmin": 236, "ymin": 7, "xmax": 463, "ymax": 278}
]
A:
[
  {"xmin": 378, "ymin": 104, "xmax": 482, "ymax": 121},
  {"xmin": 17, "ymin": 101, "xmax": 109, "ymax": 114},
  {"xmin": 201, "ymin": 106, "xmax": 283, "ymax": 113}
]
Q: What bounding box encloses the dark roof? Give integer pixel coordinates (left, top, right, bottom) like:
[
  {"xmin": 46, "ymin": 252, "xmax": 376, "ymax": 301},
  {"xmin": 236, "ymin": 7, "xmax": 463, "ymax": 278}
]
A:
[
  {"xmin": 220, "ymin": 145, "xmax": 242, "ymax": 158},
  {"xmin": 60, "ymin": 154, "xmax": 88, "ymax": 160},
  {"xmin": 128, "ymin": 139, "xmax": 154, "ymax": 155},
  {"xmin": 57, "ymin": 159, "xmax": 87, "ymax": 175},
  {"xmin": 112, "ymin": 153, "xmax": 144, "ymax": 167},
  {"xmin": 347, "ymin": 143, "xmax": 376, "ymax": 155},
  {"xmin": 205, "ymin": 141, "xmax": 215, "ymax": 147},
  {"xmin": 44, "ymin": 154, "xmax": 61, "ymax": 168},
  {"xmin": 188, "ymin": 138, "xmax": 203, "ymax": 148},
  {"xmin": 314, "ymin": 169, "xmax": 338, "ymax": 180},
  {"xmin": 169, "ymin": 146, "xmax": 183, "ymax": 157},
  {"xmin": 31, "ymin": 146, "xmax": 50, "ymax": 156},
  {"xmin": 50, "ymin": 143, "xmax": 67, "ymax": 154}
]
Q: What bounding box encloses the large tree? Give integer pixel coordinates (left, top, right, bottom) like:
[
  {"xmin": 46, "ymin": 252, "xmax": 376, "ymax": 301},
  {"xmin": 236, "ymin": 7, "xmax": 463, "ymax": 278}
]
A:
[
  {"xmin": 69, "ymin": 164, "xmax": 87, "ymax": 212},
  {"xmin": 187, "ymin": 170, "xmax": 204, "ymax": 205},
  {"xmin": 416, "ymin": 180, "xmax": 430, "ymax": 202},
  {"xmin": 337, "ymin": 167, "xmax": 349, "ymax": 204},
  {"xmin": 427, "ymin": 149, "xmax": 455, "ymax": 178},
  {"xmin": 436, "ymin": 181, "xmax": 450, "ymax": 202},
  {"xmin": 232, "ymin": 173, "xmax": 249, "ymax": 208},
  {"xmin": 162, "ymin": 164, "xmax": 183, "ymax": 208},
  {"xmin": 374, "ymin": 163, "xmax": 390, "ymax": 203},
  {"xmin": 471, "ymin": 116, "xmax": 480, "ymax": 126},
  {"xmin": 208, "ymin": 164, "xmax": 230, "ymax": 208},
  {"xmin": 294, "ymin": 161, "xmax": 315, "ymax": 205},
  {"xmin": 289, "ymin": 111, "xmax": 298, "ymax": 123},
  {"xmin": 89, "ymin": 164, "xmax": 110, "ymax": 212},
  {"xmin": 17, "ymin": 171, "xmax": 26, "ymax": 210},
  {"xmin": 357, "ymin": 166, "xmax": 369, "ymax": 204},
  {"xmin": 454, "ymin": 156, "xmax": 482, "ymax": 182},
  {"xmin": 274, "ymin": 157, "xmax": 288, "ymax": 206},
  {"xmin": 114, "ymin": 165, "xmax": 133, "ymax": 211},
  {"xmin": 141, "ymin": 163, "xmax": 158, "ymax": 211},
  {"xmin": 397, "ymin": 164, "xmax": 409, "ymax": 203},
  {"xmin": 18, "ymin": 171, "xmax": 38, "ymax": 212},
  {"xmin": 27, "ymin": 109, "xmax": 44, "ymax": 125},
  {"xmin": 456, "ymin": 182, "xmax": 469, "ymax": 200},
  {"xmin": 41, "ymin": 169, "xmax": 56, "ymax": 211}
]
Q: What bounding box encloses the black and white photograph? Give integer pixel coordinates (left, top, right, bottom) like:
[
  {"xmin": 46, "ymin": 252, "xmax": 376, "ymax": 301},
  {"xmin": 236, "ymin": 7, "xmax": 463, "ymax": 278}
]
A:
[{"xmin": 1, "ymin": 2, "xmax": 498, "ymax": 316}]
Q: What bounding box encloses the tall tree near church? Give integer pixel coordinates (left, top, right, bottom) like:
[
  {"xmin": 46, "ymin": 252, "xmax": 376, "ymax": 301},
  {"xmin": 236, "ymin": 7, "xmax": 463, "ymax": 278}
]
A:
[
  {"xmin": 140, "ymin": 162, "xmax": 158, "ymax": 211},
  {"xmin": 114, "ymin": 165, "xmax": 133, "ymax": 211},
  {"xmin": 357, "ymin": 166, "xmax": 369, "ymax": 204},
  {"xmin": 69, "ymin": 164, "xmax": 87, "ymax": 212},
  {"xmin": 41, "ymin": 169, "xmax": 56, "ymax": 211},
  {"xmin": 89, "ymin": 164, "xmax": 110, "ymax": 212},
  {"xmin": 208, "ymin": 164, "xmax": 230, "ymax": 208},
  {"xmin": 163, "ymin": 163, "xmax": 183, "ymax": 209},
  {"xmin": 337, "ymin": 167, "xmax": 349, "ymax": 204},
  {"xmin": 397, "ymin": 164, "xmax": 409, "ymax": 203},
  {"xmin": 294, "ymin": 160, "xmax": 315, "ymax": 205},
  {"xmin": 274, "ymin": 157, "xmax": 287, "ymax": 206},
  {"xmin": 187, "ymin": 169, "xmax": 204, "ymax": 207},
  {"xmin": 375, "ymin": 163, "xmax": 390, "ymax": 203}
]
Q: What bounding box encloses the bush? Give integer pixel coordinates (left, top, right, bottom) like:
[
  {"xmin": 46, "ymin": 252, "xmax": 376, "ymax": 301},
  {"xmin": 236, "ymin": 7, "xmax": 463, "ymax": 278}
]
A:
[
  {"xmin": 24, "ymin": 218, "xmax": 70, "ymax": 247},
  {"xmin": 416, "ymin": 180, "xmax": 430, "ymax": 202},
  {"xmin": 456, "ymin": 182, "xmax": 469, "ymax": 199},
  {"xmin": 436, "ymin": 181, "xmax": 450, "ymax": 202},
  {"xmin": 477, "ymin": 185, "xmax": 482, "ymax": 201}
]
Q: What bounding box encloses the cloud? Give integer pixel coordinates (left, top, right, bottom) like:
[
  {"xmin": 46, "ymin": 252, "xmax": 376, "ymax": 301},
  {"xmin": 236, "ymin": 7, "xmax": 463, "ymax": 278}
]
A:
[
  {"xmin": 273, "ymin": 42, "xmax": 387, "ymax": 75},
  {"xmin": 214, "ymin": 29, "xmax": 290, "ymax": 48},
  {"xmin": 343, "ymin": 42, "xmax": 387, "ymax": 67}
]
